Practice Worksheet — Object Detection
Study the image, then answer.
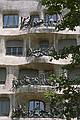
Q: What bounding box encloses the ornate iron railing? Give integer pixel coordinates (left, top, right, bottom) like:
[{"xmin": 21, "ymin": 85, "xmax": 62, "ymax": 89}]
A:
[
  {"xmin": 12, "ymin": 76, "xmax": 52, "ymax": 89},
  {"xmin": 20, "ymin": 18, "xmax": 58, "ymax": 30},
  {"xmin": 26, "ymin": 46, "xmax": 57, "ymax": 58},
  {"xmin": 12, "ymin": 107, "xmax": 54, "ymax": 119}
]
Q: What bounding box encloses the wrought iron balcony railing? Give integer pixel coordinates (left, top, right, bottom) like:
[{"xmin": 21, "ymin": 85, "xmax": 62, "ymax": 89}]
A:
[
  {"xmin": 12, "ymin": 76, "xmax": 52, "ymax": 89},
  {"xmin": 20, "ymin": 18, "xmax": 58, "ymax": 30},
  {"xmin": 26, "ymin": 46, "xmax": 57, "ymax": 58},
  {"xmin": 12, "ymin": 108, "xmax": 54, "ymax": 119}
]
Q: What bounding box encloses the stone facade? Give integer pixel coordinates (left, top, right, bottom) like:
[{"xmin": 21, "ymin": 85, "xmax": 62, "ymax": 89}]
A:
[{"xmin": 0, "ymin": 0, "xmax": 79, "ymax": 120}]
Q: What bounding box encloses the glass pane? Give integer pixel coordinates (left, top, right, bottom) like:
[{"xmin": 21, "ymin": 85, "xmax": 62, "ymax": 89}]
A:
[
  {"xmin": 3, "ymin": 16, "xmax": 9, "ymax": 28},
  {"xmin": 31, "ymin": 15, "xmax": 40, "ymax": 27},
  {"xmin": 0, "ymin": 68, "xmax": 6, "ymax": 84},
  {"xmin": 6, "ymin": 40, "xmax": 23, "ymax": 48},
  {"xmin": 45, "ymin": 14, "xmax": 49, "ymax": 23},
  {"xmin": 11, "ymin": 47, "xmax": 16, "ymax": 55},
  {"xmin": 45, "ymin": 14, "xmax": 59, "ymax": 26},
  {"xmin": 29, "ymin": 101, "xmax": 34, "ymax": 111},
  {"xmin": 35, "ymin": 101, "xmax": 40, "ymax": 110},
  {"xmin": 40, "ymin": 102, "xmax": 44, "ymax": 111},
  {"xmin": 40, "ymin": 41, "xmax": 49, "ymax": 49},
  {"xmin": 0, "ymin": 98, "xmax": 10, "ymax": 116},
  {"xmin": 6, "ymin": 47, "xmax": 11, "ymax": 55},
  {"xmin": 49, "ymin": 14, "xmax": 58, "ymax": 22},
  {"xmin": 6, "ymin": 47, "xmax": 23, "ymax": 56},
  {"xmin": 29, "ymin": 100, "xmax": 45, "ymax": 112},
  {"xmin": 14, "ymin": 15, "xmax": 19, "ymax": 27},
  {"xmin": 3, "ymin": 15, "xmax": 19, "ymax": 28},
  {"xmin": 18, "ymin": 47, "xmax": 23, "ymax": 55},
  {"xmin": 8, "ymin": 15, "xmax": 13, "ymax": 27}
]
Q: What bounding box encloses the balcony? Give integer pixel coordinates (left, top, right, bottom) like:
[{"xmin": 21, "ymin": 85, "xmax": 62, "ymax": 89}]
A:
[
  {"xmin": 12, "ymin": 107, "xmax": 54, "ymax": 119},
  {"xmin": 20, "ymin": 14, "xmax": 58, "ymax": 34},
  {"xmin": 12, "ymin": 118, "xmax": 56, "ymax": 120},
  {"xmin": 30, "ymin": 26, "xmax": 56, "ymax": 33},
  {"xmin": 16, "ymin": 85, "xmax": 53, "ymax": 93},
  {"xmin": 11, "ymin": 105, "xmax": 65, "ymax": 120},
  {"xmin": 0, "ymin": 118, "xmax": 62, "ymax": 120},
  {"xmin": 12, "ymin": 75, "xmax": 53, "ymax": 93}
]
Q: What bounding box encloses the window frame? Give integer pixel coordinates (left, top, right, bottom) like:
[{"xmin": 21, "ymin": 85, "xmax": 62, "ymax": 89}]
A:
[
  {"xmin": 6, "ymin": 40, "xmax": 23, "ymax": 56},
  {"xmin": 39, "ymin": 40, "xmax": 49, "ymax": 49},
  {"xmin": 0, "ymin": 68, "xmax": 6, "ymax": 84},
  {"xmin": 28, "ymin": 100, "xmax": 45, "ymax": 112},
  {"xmin": 6, "ymin": 47, "xmax": 23, "ymax": 56},
  {"xmin": 44, "ymin": 13, "xmax": 59, "ymax": 27},
  {"xmin": 0, "ymin": 97, "xmax": 10, "ymax": 116},
  {"xmin": 3, "ymin": 14, "xmax": 19, "ymax": 28},
  {"xmin": 30, "ymin": 14, "xmax": 40, "ymax": 27}
]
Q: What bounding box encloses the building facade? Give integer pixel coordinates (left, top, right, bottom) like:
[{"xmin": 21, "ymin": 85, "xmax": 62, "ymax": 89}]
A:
[{"xmin": 0, "ymin": 0, "xmax": 80, "ymax": 120}]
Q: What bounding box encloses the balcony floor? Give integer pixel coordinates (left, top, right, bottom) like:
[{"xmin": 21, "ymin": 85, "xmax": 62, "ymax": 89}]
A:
[{"xmin": 0, "ymin": 118, "xmax": 66, "ymax": 120}]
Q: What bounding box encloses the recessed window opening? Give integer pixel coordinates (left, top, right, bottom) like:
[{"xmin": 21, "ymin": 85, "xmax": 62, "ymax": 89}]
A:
[{"xmin": 3, "ymin": 14, "xmax": 19, "ymax": 28}]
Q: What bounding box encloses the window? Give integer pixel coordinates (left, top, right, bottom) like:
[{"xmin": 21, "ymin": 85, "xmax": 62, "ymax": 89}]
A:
[
  {"xmin": 3, "ymin": 14, "xmax": 19, "ymax": 28},
  {"xmin": 0, "ymin": 68, "xmax": 6, "ymax": 84},
  {"xmin": 68, "ymin": 68, "xmax": 80, "ymax": 80},
  {"xmin": 44, "ymin": 14, "xmax": 59, "ymax": 27},
  {"xmin": 29, "ymin": 100, "xmax": 45, "ymax": 112},
  {"xmin": 6, "ymin": 40, "xmax": 23, "ymax": 56},
  {"xmin": 0, "ymin": 97, "xmax": 10, "ymax": 116},
  {"xmin": 6, "ymin": 47, "xmax": 23, "ymax": 56},
  {"xmin": 19, "ymin": 69, "xmax": 38, "ymax": 79},
  {"xmin": 30, "ymin": 14, "xmax": 40, "ymax": 27},
  {"xmin": 58, "ymin": 39, "xmax": 77, "ymax": 51},
  {"xmin": 39, "ymin": 41, "xmax": 49, "ymax": 49}
]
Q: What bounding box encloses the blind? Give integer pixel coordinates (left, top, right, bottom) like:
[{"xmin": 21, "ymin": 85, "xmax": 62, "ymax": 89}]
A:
[
  {"xmin": 0, "ymin": 98, "xmax": 10, "ymax": 116},
  {"xmin": 0, "ymin": 68, "xmax": 6, "ymax": 84},
  {"xmin": 58, "ymin": 39, "xmax": 77, "ymax": 50}
]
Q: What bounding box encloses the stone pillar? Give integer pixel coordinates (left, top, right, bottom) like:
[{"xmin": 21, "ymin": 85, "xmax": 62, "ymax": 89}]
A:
[
  {"xmin": 63, "ymin": 69, "xmax": 68, "ymax": 78},
  {"xmin": 40, "ymin": 10, "xmax": 44, "ymax": 20},
  {"xmin": 54, "ymin": 65, "xmax": 63, "ymax": 76},
  {"xmin": 29, "ymin": 35, "xmax": 31, "ymax": 48},
  {"xmin": 9, "ymin": 94, "xmax": 16, "ymax": 118},
  {"xmin": 46, "ymin": 102, "xmax": 51, "ymax": 112},
  {"xmin": 39, "ymin": 70, "xmax": 45, "ymax": 84},
  {"xmin": 77, "ymin": 35, "xmax": 80, "ymax": 45},
  {"xmin": 54, "ymin": 34, "xmax": 56, "ymax": 49},
  {"xmin": 58, "ymin": 65, "xmax": 63, "ymax": 75},
  {"xmin": 0, "ymin": 38, "xmax": 6, "ymax": 56},
  {"xmin": 54, "ymin": 34, "xmax": 58, "ymax": 52},
  {"xmin": 23, "ymin": 39, "xmax": 27, "ymax": 57},
  {"xmin": 40, "ymin": 10, "xmax": 44, "ymax": 27},
  {"xmin": 6, "ymin": 66, "xmax": 19, "ymax": 90},
  {"xmin": 0, "ymin": 13, "xmax": 3, "ymax": 29},
  {"xmin": 38, "ymin": 1, "xmax": 44, "ymax": 27}
]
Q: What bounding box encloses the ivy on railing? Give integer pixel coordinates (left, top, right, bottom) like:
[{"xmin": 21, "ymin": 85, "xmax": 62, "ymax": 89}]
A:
[
  {"xmin": 12, "ymin": 75, "xmax": 51, "ymax": 89},
  {"xmin": 12, "ymin": 45, "xmax": 80, "ymax": 89},
  {"xmin": 11, "ymin": 105, "xmax": 54, "ymax": 119},
  {"xmin": 26, "ymin": 45, "xmax": 80, "ymax": 65},
  {"xmin": 20, "ymin": 17, "xmax": 58, "ymax": 30}
]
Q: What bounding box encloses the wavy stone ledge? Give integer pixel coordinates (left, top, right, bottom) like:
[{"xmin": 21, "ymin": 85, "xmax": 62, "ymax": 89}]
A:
[{"xmin": 0, "ymin": 55, "xmax": 71, "ymax": 65}]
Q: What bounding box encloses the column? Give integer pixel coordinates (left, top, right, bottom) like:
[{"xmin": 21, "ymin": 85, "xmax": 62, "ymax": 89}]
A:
[
  {"xmin": 54, "ymin": 34, "xmax": 58, "ymax": 52},
  {"xmin": 9, "ymin": 94, "xmax": 16, "ymax": 118},
  {"xmin": 54, "ymin": 65, "xmax": 63, "ymax": 76},
  {"xmin": 6, "ymin": 66, "xmax": 19, "ymax": 90},
  {"xmin": 76, "ymin": 35, "xmax": 80, "ymax": 45},
  {"xmin": 39, "ymin": 70, "xmax": 45, "ymax": 84},
  {"xmin": 23, "ymin": 39, "xmax": 27, "ymax": 57},
  {"xmin": 29, "ymin": 35, "xmax": 31, "ymax": 48},
  {"xmin": 54, "ymin": 34, "xmax": 56, "ymax": 49},
  {"xmin": 0, "ymin": 38, "xmax": 6, "ymax": 56},
  {"xmin": 40, "ymin": 10, "xmax": 44, "ymax": 19},
  {"xmin": 38, "ymin": 1, "xmax": 44, "ymax": 27}
]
